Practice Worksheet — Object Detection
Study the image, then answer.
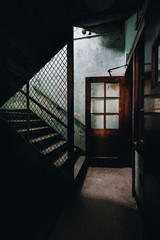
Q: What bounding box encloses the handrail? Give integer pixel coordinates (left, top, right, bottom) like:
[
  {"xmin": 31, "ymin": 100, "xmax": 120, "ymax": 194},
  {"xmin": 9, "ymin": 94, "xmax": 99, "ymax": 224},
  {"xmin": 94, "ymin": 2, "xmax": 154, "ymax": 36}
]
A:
[
  {"xmin": 20, "ymin": 89, "xmax": 68, "ymax": 128},
  {"xmin": 33, "ymin": 85, "xmax": 86, "ymax": 129}
]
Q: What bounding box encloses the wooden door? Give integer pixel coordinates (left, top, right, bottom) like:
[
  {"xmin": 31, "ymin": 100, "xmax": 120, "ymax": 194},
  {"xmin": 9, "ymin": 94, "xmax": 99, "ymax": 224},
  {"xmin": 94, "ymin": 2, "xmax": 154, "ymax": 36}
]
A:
[{"xmin": 86, "ymin": 76, "xmax": 131, "ymax": 163}]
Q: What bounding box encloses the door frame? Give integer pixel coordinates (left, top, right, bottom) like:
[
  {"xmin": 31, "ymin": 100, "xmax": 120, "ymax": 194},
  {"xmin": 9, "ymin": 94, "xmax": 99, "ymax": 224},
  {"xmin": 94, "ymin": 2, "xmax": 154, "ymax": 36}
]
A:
[{"xmin": 85, "ymin": 76, "xmax": 132, "ymax": 166}]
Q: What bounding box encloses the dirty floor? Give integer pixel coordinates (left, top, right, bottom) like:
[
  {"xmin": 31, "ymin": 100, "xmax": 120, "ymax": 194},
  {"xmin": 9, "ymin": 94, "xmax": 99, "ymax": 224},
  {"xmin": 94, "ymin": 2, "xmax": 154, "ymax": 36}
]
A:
[{"xmin": 49, "ymin": 167, "xmax": 143, "ymax": 240}]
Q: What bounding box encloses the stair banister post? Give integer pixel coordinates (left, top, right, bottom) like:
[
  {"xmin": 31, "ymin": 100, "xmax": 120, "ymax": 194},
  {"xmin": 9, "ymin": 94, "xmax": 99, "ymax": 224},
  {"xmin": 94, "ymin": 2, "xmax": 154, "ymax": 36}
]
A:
[
  {"xmin": 27, "ymin": 81, "xmax": 30, "ymax": 141},
  {"xmin": 67, "ymin": 27, "xmax": 74, "ymax": 180}
]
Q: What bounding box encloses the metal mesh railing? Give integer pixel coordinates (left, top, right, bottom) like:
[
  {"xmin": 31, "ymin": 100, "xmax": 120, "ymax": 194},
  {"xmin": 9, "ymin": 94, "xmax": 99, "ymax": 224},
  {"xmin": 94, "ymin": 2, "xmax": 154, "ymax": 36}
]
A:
[
  {"xmin": 1, "ymin": 45, "xmax": 69, "ymax": 167},
  {"xmin": 2, "ymin": 85, "xmax": 27, "ymax": 110},
  {"xmin": 28, "ymin": 45, "xmax": 68, "ymax": 138}
]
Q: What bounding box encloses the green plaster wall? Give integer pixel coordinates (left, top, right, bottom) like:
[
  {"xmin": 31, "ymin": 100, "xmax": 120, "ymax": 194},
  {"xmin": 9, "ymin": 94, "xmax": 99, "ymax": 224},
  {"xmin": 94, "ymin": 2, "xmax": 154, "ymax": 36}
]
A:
[
  {"xmin": 74, "ymin": 28, "xmax": 125, "ymax": 150},
  {"xmin": 125, "ymin": 1, "xmax": 148, "ymax": 62},
  {"xmin": 125, "ymin": 13, "xmax": 137, "ymax": 61}
]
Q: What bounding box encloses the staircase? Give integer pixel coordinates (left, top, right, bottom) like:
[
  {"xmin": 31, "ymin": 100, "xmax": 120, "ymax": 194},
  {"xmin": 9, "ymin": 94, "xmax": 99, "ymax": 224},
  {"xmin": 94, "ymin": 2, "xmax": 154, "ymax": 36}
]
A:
[{"xmin": 0, "ymin": 108, "xmax": 85, "ymax": 179}]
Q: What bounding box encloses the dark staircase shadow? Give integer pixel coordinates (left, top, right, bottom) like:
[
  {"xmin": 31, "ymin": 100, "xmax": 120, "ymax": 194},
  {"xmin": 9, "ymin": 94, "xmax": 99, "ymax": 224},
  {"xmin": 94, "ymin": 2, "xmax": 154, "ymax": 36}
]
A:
[
  {"xmin": 0, "ymin": 108, "xmax": 85, "ymax": 176},
  {"xmin": 0, "ymin": 108, "xmax": 86, "ymax": 240}
]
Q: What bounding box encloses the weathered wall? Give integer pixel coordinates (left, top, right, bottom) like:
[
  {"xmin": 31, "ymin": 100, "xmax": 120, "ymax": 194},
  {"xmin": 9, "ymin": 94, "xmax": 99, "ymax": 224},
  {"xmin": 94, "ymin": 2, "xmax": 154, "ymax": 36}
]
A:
[
  {"xmin": 74, "ymin": 28, "xmax": 125, "ymax": 150},
  {"xmin": 125, "ymin": 1, "xmax": 148, "ymax": 63},
  {"xmin": 125, "ymin": 13, "xmax": 138, "ymax": 60}
]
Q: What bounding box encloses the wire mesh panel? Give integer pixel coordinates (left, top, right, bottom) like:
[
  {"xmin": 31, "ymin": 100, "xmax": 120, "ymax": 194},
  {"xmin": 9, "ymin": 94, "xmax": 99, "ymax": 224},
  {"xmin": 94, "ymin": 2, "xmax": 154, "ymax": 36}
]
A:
[
  {"xmin": 0, "ymin": 85, "xmax": 29, "ymax": 134},
  {"xmin": 2, "ymin": 85, "xmax": 27, "ymax": 110},
  {"xmin": 28, "ymin": 45, "xmax": 68, "ymax": 138},
  {"xmin": 0, "ymin": 45, "xmax": 69, "ymax": 168}
]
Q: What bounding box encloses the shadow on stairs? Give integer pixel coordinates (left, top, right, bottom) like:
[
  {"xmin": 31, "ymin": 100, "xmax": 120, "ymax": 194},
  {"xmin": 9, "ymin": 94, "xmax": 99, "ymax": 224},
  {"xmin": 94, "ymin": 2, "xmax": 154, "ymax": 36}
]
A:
[
  {"xmin": 0, "ymin": 108, "xmax": 86, "ymax": 240},
  {"xmin": 0, "ymin": 108, "xmax": 85, "ymax": 178}
]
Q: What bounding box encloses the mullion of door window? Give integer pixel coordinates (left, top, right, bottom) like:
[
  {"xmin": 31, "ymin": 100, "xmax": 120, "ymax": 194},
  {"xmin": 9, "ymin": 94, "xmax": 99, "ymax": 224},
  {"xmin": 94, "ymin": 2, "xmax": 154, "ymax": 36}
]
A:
[
  {"xmin": 90, "ymin": 97, "xmax": 105, "ymax": 99},
  {"xmin": 104, "ymin": 82, "xmax": 106, "ymax": 129},
  {"xmin": 91, "ymin": 113, "xmax": 106, "ymax": 114}
]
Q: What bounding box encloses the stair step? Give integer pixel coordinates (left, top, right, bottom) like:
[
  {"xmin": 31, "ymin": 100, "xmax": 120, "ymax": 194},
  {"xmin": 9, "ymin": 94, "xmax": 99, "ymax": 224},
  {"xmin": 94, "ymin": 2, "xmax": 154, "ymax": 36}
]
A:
[
  {"xmin": 42, "ymin": 140, "xmax": 66, "ymax": 155},
  {"xmin": 58, "ymin": 148, "xmax": 85, "ymax": 177},
  {"xmin": 31, "ymin": 133, "xmax": 63, "ymax": 150},
  {"xmin": 74, "ymin": 156, "xmax": 86, "ymax": 179},
  {"xmin": 44, "ymin": 141, "xmax": 68, "ymax": 162},
  {"xmin": 54, "ymin": 147, "xmax": 79, "ymax": 169},
  {"xmin": 0, "ymin": 109, "xmax": 39, "ymax": 120},
  {"xmin": 0, "ymin": 109, "xmax": 27, "ymax": 113},
  {"xmin": 18, "ymin": 126, "xmax": 55, "ymax": 139},
  {"xmin": 30, "ymin": 132, "xmax": 58, "ymax": 143},
  {"xmin": 73, "ymin": 148, "xmax": 82, "ymax": 165},
  {"xmin": 7, "ymin": 119, "xmax": 47, "ymax": 130},
  {"xmin": 59, "ymin": 148, "xmax": 80, "ymax": 171},
  {"xmin": 54, "ymin": 151, "xmax": 68, "ymax": 168}
]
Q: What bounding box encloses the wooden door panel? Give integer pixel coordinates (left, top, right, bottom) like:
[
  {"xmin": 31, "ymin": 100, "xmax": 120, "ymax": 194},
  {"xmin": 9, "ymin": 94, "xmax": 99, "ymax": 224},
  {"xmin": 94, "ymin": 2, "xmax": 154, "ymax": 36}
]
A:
[
  {"xmin": 86, "ymin": 76, "xmax": 131, "ymax": 162},
  {"xmin": 90, "ymin": 130, "xmax": 120, "ymax": 157}
]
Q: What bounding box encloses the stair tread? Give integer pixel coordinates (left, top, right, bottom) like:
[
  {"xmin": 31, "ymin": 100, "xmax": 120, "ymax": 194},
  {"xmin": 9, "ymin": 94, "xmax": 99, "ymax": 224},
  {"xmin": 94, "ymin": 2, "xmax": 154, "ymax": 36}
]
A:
[
  {"xmin": 30, "ymin": 133, "xmax": 59, "ymax": 143},
  {"xmin": 74, "ymin": 155, "xmax": 86, "ymax": 179},
  {"xmin": 17, "ymin": 126, "xmax": 51, "ymax": 132},
  {"xmin": 0, "ymin": 110, "xmax": 39, "ymax": 120},
  {"xmin": 42, "ymin": 140, "xmax": 66, "ymax": 155},
  {"xmin": 57, "ymin": 148, "xmax": 80, "ymax": 169},
  {"xmin": 54, "ymin": 148, "xmax": 78, "ymax": 168},
  {"xmin": 54, "ymin": 151, "xmax": 68, "ymax": 167},
  {"xmin": 7, "ymin": 119, "xmax": 43, "ymax": 123},
  {"xmin": 0, "ymin": 109, "xmax": 33, "ymax": 114},
  {"xmin": 0, "ymin": 109, "xmax": 27, "ymax": 112}
]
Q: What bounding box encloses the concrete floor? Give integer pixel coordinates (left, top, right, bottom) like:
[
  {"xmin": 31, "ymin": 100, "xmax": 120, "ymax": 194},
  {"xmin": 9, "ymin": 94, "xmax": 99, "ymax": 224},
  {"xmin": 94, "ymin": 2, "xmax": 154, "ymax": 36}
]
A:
[{"xmin": 49, "ymin": 167, "xmax": 143, "ymax": 240}]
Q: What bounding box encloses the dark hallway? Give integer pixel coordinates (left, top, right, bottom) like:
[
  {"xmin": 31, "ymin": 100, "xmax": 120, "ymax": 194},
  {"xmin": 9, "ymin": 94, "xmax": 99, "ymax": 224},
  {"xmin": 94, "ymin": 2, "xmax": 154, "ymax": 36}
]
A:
[
  {"xmin": 0, "ymin": 1, "xmax": 159, "ymax": 239},
  {"xmin": 50, "ymin": 167, "xmax": 143, "ymax": 240}
]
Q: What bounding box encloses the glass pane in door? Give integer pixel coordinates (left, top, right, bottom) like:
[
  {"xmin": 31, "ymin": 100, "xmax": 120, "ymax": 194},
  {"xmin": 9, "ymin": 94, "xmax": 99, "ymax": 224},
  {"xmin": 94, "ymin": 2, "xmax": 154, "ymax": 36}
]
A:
[
  {"xmin": 105, "ymin": 99, "xmax": 119, "ymax": 113},
  {"xmin": 106, "ymin": 83, "xmax": 119, "ymax": 97},
  {"xmin": 91, "ymin": 99, "xmax": 104, "ymax": 113},
  {"xmin": 91, "ymin": 114, "xmax": 104, "ymax": 129},
  {"xmin": 91, "ymin": 83, "xmax": 104, "ymax": 97},
  {"xmin": 106, "ymin": 115, "xmax": 119, "ymax": 129}
]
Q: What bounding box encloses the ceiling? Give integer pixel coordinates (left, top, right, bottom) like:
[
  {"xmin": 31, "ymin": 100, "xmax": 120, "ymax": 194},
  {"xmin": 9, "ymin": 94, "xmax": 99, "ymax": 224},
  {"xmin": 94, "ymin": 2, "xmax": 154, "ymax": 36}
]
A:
[{"xmin": 71, "ymin": 0, "xmax": 145, "ymax": 33}]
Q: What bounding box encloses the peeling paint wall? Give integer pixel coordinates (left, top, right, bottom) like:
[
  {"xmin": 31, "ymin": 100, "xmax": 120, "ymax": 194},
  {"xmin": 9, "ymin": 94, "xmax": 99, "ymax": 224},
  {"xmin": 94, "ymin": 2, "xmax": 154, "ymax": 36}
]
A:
[
  {"xmin": 124, "ymin": 1, "xmax": 149, "ymax": 63},
  {"xmin": 125, "ymin": 13, "xmax": 138, "ymax": 61},
  {"xmin": 74, "ymin": 28, "xmax": 125, "ymax": 150}
]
